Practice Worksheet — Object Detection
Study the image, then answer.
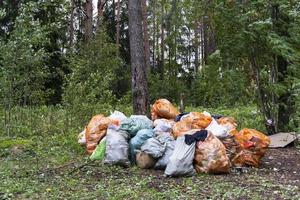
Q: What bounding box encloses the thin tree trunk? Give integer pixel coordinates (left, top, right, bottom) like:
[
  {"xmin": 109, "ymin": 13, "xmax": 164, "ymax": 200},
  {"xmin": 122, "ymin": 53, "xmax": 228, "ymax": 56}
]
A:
[
  {"xmin": 84, "ymin": 0, "xmax": 93, "ymax": 41},
  {"xmin": 200, "ymin": 22, "xmax": 204, "ymax": 67},
  {"xmin": 69, "ymin": 0, "xmax": 75, "ymax": 48},
  {"xmin": 203, "ymin": 16, "xmax": 208, "ymax": 65},
  {"xmin": 116, "ymin": 0, "xmax": 121, "ymax": 46},
  {"xmin": 128, "ymin": 0, "xmax": 149, "ymax": 115},
  {"xmin": 194, "ymin": 23, "xmax": 199, "ymax": 74},
  {"xmin": 141, "ymin": 0, "xmax": 151, "ymax": 72},
  {"xmin": 97, "ymin": 0, "xmax": 106, "ymax": 27},
  {"xmin": 152, "ymin": 0, "xmax": 156, "ymax": 72},
  {"xmin": 160, "ymin": 2, "xmax": 165, "ymax": 80}
]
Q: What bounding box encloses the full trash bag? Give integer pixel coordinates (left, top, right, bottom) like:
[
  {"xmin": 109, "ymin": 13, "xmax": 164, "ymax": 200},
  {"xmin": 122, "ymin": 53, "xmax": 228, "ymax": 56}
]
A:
[
  {"xmin": 154, "ymin": 132, "xmax": 175, "ymax": 170},
  {"xmin": 217, "ymin": 117, "xmax": 238, "ymax": 136},
  {"xmin": 85, "ymin": 115, "xmax": 112, "ymax": 154},
  {"xmin": 141, "ymin": 137, "xmax": 166, "ymax": 158},
  {"xmin": 194, "ymin": 131, "xmax": 231, "ymax": 174},
  {"xmin": 151, "ymin": 99, "xmax": 180, "ymax": 120},
  {"xmin": 164, "ymin": 136, "xmax": 196, "ymax": 177},
  {"xmin": 108, "ymin": 111, "xmax": 127, "ymax": 129},
  {"xmin": 129, "ymin": 129, "xmax": 154, "ymax": 162},
  {"xmin": 205, "ymin": 118, "xmax": 230, "ymax": 138},
  {"xmin": 172, "ymin": 112, "xmax": 212, "ymax": 138},
  {"xmin": 220, "ymin": 136, "xmax": 240, "ymax": 160},
  {"xmin": 231, "ymin": 128, "xmax": 270, "ymax": 167},
  {"xmin": 136, "ymin": 151, "xmax": 157, "ymax": 169},
  {"xmin": 153, "ymin": 119, "xmax": 175, "ymax": 134},
  {"xmin": 90, "ymin": 137, "xmax": 106, "ymax": 161},
  {"xmin": 120, "ymin": 115, "xmax": 153, "ymax": 137},
  {"xmin": 104, "ymin": 128, "xmax": 130, "ymax": 167}
]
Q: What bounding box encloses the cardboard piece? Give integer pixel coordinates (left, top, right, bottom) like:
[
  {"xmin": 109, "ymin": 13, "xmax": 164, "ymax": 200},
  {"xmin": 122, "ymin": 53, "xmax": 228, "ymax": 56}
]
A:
[{"xmin": 269, "ymin": 132, "xmax": 298, "ymax": 148}]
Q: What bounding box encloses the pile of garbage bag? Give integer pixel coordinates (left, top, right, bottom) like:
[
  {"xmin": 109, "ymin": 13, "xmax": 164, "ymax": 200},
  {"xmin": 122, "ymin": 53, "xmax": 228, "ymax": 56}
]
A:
[{"xmin": 77, "ymin": 99, "xmax": 270, "ymax": 177}]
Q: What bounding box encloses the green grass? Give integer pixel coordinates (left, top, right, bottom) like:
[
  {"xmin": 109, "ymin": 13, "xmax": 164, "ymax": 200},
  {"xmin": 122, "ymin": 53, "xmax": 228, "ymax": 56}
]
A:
[{"xmin": 0, "ymin": 105, "xmax": 299, "ymax": 199}]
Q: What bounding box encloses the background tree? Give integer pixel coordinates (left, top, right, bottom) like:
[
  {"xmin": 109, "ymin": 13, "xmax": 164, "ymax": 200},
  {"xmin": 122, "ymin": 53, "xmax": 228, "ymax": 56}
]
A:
[{"xmin": 128, "ymin": 0, "xmax": 149, "ymax": 115}]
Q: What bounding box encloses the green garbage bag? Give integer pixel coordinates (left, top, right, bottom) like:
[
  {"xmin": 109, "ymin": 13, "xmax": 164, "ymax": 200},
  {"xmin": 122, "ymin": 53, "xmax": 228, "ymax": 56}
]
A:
[
  {"xmin": 90, "ymin": 137, "xmax": 106, "ymax": 161},
  {"xmin": 120, "ymin": 115, "xmax": 153, "ymax": 137}
]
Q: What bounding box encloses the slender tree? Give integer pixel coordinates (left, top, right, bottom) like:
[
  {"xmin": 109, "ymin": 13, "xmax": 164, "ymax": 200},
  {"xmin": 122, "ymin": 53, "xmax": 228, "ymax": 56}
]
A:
[
  {"xmin": 116, "ymin": 0, "xmax": 121, "ymax": 46},
  {"xmin": 128, "ymin": 0, "xmax": 149, "ymax": 114},
  {"xmin": 141, "ymin": 0, "xmax": 151, "ymax": 72},
  {"xmin": 84, "ymin": 0, "xmax": 93, "ymax": 41}
]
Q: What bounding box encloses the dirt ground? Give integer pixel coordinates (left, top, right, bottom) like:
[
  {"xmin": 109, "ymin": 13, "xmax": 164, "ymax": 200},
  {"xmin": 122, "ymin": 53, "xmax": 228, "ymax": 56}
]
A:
[{"xmin": 1, "ymin": 146, "xmax": 300, "ymax": 200}]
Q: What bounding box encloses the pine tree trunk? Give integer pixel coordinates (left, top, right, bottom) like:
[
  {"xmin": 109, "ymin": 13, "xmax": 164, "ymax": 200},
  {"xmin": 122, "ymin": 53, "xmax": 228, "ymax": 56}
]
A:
[
  {"xmin": 194, "ymin": 23, "xmax": 199, "ymax": 73},
  {"xmin": 116, "ymin": 0, "xmax": 121, "ymax": 46},
  {"xmin": 69, "ymin": 0, "xmax": 75, "ymax": 48},
  {"xmin": 84, "ymin": 0, "xmax": 93, "ymax": 41},
  {"xmin": 141, "ymin": 0, "xmax": 151, "ymax": 73},
  {"xmin": 160, "ymin": 3, "xmax": 165, "ymax": 80},
  {"xmin": 152, "ymin": 0, "xmax": 156, "ymax": 72},
  {"xmin": 128, "ymin": 0, "xmax": 149, "ymax": 115},
  {"xmin": 97, "ymin": 0, "xmax": 106, "ymax": 27}
]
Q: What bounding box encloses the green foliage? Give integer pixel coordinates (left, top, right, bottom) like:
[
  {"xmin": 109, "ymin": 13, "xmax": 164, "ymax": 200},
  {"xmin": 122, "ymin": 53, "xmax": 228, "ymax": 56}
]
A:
[
  {"xmin": 190, "ymin": 51, "xmax": 253, "ymax": 107},
  {"xmin": 63, "ymin": 31, "xmax": 122, "ymax": 122},
  {"xmin": 0, "ymin": 1, "xmax": 50, "ymax": 106}
]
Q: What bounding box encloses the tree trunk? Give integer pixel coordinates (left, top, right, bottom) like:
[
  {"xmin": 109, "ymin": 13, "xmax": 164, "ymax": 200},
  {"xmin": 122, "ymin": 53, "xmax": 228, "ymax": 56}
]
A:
[
  {"xmin": 141, "ymin": 0, "xmax": 151, "ymax": 73},
  {"xmin": 97, "ymin": 0, "xmax": 106, "ymax": 27},
  {"xmin": 160, "ymin": 2, "xmax": 165, "ymax": 80},
  {"xmin": 194, "ymin": 23, "xmax": 199, "ymax": 74},
  {"xmin": 271, "ymin": 4, "xmax": 291, "ymax": 132},
  {"xmin": 84, "ymin": 0, "xmax": 93, "ymax": 41},
  {"xmin": 69, "ymin": 0, "xmax": 75, "ymax": 48},
  {"xmin": 203, "ymin": 16, "xmax": 208, "ymax": 65},
  {"xmin": 128, "ymin": 0, "xmax": 149, "ymax": 115},
  {"xmin": 116, "ymin": 0, "xmax": 121, "ymax": 46},
  {"xmin": 152, "ymin": 0, "xmax": 156, "ymax": 72}
]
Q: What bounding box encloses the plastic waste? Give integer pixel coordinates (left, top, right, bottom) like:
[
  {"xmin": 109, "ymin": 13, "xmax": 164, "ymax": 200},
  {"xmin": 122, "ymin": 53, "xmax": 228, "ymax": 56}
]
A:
[
  {"xmin": 108, "ymin": 111, "xmax": 127, "ymax": 129},
  {"xmin": 217, "ymin": 117, "xmax": 238, "ymax": 136},
  {"xmin": 154, "ymin": 132, "xmax": 175, "ymax": 170},
  {"xmin": 205, "ymin": 118, "xmax": 230, "ymax": 138},
  {"xmin": 141, "ymin": 137, "xmax": 166, "ymax": 158},
  {"xmin": 90, "ymin": 137, "xmax": 106, "ymax": 161},
  {"xmin": 129, "ymin": 129, "xmax": 154, "ymax": 162},
  {"xmin": 151, "ymin": 99, "xmax": 180, "ymax": 120},
  {"xmin": 85, "ymin": 115, "xmax": 112, "ymax": 154},
  {"xmin": 153, "ymin": 119, "xmax": 175, "ymax": 134},
  {"xmin": 104, "ymin": 128, "xmax": 130, "ymax": 167},
  {"xmin": 194, "ymin": 131, "xmax": 231, "ymax": 174},
  {"xmin": 120, "ymin": 115, "xmax": 153, "ymax": 137},
  {"xmin": 172, "ymin": 112, "xmax": 212, "ymax": 138},
  {"xmin": 231, "ymin": 128, "xmax": 270, "ymax": 167},
  {"xmin": 164, "ymin": 136, "xmax": 196, "ymax": 177}
]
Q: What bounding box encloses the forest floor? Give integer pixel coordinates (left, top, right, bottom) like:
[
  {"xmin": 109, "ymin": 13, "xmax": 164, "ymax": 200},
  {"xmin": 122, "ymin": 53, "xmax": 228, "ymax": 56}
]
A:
[{"xmin": 1, "ymin": 135, "xmax": 300, "ymax": 200}]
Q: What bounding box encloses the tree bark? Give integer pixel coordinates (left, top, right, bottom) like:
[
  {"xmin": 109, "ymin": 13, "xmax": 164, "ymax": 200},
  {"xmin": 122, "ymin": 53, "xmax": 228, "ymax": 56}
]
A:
[
  {"xmin": 69, "ymin": 0, "xmax": 75, "ymax": 48},
  {"xmin": 84, "ymin": 0, "xmax": 93, "ymax": 41},
  {"xmin": 160, "ymin": 2, "xmax": 165, "ymax": 80},
  {"xmin": 272, "ymin": 4, "xmax": 291, "ymax": 132},
  {"xmin": 116, "ymin": 0, "xmax": 121, "ymax": 46},
  {"xmin": 128, "ymin": 0, "xmax": 149, "ymax": 115},
  {"xmin": 152, "ymin": 0, "xmax": 156, "ymax": 72},
  {"xmin": 141, "ymin": 0, "xmax": 151, "ymax": 73},
  {"xmin": 97, "ymin": 0, "xmax": 107, "ymax": 28},
  {"xmin": 194, "ymin": 23, "xmax": 200, "ymax": 74}
]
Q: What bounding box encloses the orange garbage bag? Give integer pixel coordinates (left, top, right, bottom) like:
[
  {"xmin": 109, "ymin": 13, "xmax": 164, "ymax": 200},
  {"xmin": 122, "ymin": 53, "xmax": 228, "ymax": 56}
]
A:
[
  {"xmin": 172, "ymin": 118, "xmax": 193, "ymax": 138},
  {"xmin": 231, "ymin": 128, "xmax": 270, "ymax": 167},
  {"xmin": 220, "ymin": 136, "xmax": 240, "ymax": 160},
  {"xmin": 85, "ymin": 114, "xmax": 112, "ymax": 154},
  {"xmin": 217, "ymin": 117, "xmax": 238, "ymax": 136},
  {"xmin": 151, "ymin": 99, "xmax": 180, "ymax": 120},
  {"xmin": 194, "ymin": 131, "xmax": 231, "ymax": 174},
  {"xmin": 172, "ymin": 112, "xmax": 212, "ymax": 138}
]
